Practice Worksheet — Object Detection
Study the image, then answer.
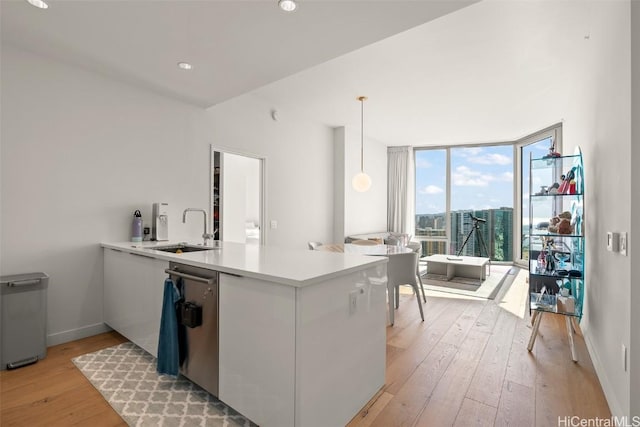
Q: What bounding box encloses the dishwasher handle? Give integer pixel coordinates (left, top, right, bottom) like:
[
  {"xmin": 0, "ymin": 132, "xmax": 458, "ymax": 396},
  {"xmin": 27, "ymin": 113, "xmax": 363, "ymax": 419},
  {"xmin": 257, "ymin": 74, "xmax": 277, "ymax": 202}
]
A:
[{"xmin": 165, "ymin": 268, "xmax": 215, "ymax": 285}]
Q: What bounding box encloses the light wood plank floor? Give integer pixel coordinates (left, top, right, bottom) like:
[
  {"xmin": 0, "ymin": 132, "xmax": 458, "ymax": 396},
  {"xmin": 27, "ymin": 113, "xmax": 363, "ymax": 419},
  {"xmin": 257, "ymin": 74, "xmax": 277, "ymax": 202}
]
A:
[
  {"xmin": 348, "ymin": 268, "xmax": 611, "ymax": 427},
  {"xmin": 1, "ymin": 268, "xmax": 610, "ymax": 426},
  {"xmin": 1, "ymin": 331, "xmax": 128, "ymax": 426}
]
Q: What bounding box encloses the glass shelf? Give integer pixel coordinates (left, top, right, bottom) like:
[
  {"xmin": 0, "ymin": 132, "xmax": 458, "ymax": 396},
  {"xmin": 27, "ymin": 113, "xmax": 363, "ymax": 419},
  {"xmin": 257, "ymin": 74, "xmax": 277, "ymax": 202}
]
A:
[
  {"xmin": 527, "ymin": 147, "xmax": 584, "ymax": 361},
  {"xmin": 531, "ymin": 154, "xmax": 582, "ymax": 169},
  {"xmin": 530, "ymin": 292, "xmax": 581, "ymax": 317},
  {"xmin": 528, "ymin": 149, "xmax": 584, "ymax": 321},
  {"xmin": 530, "ymin": 193, "xmax": 583, "ymax": 199},
  {"xmin": 529, "ymin": 232, "xmax": 584, "ymax": 238}
]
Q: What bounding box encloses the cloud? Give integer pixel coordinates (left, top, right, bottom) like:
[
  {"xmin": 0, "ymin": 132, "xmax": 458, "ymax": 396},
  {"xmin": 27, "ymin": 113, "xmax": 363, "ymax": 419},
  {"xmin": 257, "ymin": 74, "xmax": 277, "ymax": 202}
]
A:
[
  {"xmin": 467, "ymin": 153, "xmax": 512, "ymax": 165},
  {"xmin": 535, "ymin": 142, "xmax": 551, "ymax": 151},
  {"xmin": 452, "ymin": 165, "xmax": 496, "ymax": 186},
  {"xmin": 501, "ymin": 172, "xmax": 514, "ymax": 181},
  {"xmin": 458, "ymin": 147, "xmax": 483, "ymax": 156},
  {"xmin": 420, "ymin": 185, "xmax": 444, "ymax": 194},
  {"xmin": 415, "ymin": 158, "xmax": 432, "ymax": 169}
]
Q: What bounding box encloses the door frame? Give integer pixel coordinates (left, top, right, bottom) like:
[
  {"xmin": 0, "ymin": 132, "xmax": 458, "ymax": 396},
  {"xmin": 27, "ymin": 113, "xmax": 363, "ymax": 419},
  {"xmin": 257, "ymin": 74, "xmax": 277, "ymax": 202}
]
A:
[{"xmin": 210, "ymin": 145, "xmax": 267, "ymax": 245}]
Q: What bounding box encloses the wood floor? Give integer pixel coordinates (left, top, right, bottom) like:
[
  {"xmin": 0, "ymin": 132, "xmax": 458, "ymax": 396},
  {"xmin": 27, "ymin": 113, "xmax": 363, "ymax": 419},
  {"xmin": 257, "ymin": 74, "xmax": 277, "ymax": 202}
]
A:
[
  {"xmin": 347, "ymin": 269, "xmax": 611, "ymax": 427},
  {"xmin": 0, "ymin": 268, "xmax": 610, "ymax": 426},
  {"xmin": 0, "ymin": 331, "xmax": 128, "ymax": 426}
]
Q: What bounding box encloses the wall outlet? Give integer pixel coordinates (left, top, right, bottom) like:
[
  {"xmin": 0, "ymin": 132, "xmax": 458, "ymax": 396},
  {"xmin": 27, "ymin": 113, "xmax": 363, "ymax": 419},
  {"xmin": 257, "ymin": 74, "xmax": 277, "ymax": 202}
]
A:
[
  {"xmin": 622, "ymin": 343, "xmax": 627, "ymax": 371},
  {"xmin": 349, "ymin": 290, "xmax": 358, "ymax": 315},
  {"xmin": 270, "ymin": 220, "xmax": 278, "ymax": 229},
  {"xmin": 619, "ymin": 232, "xmax": 627, "ymax": 256}
]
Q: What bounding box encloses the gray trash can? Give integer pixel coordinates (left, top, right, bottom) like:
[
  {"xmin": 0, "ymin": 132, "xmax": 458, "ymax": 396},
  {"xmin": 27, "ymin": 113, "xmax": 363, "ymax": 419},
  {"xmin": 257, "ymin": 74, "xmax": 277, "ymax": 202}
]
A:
[{"xmin": 0, "ymin": 272, "xmax": 48, "ymax": 370}]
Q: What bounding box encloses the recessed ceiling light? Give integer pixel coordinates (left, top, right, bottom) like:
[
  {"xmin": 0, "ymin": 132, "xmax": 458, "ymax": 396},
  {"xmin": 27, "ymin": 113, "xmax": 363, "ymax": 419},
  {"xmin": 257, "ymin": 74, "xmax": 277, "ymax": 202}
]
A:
[
  {"xmin": 177, "ymin": 62, "xmax": 193, "ymax": 71},
  {"xmin": 278, "ymin": 0, "xmax": 297, "ymax": 12},
  {"xmin": 25, "ymin": 0, "xmax": 48, "ymax": 9}
]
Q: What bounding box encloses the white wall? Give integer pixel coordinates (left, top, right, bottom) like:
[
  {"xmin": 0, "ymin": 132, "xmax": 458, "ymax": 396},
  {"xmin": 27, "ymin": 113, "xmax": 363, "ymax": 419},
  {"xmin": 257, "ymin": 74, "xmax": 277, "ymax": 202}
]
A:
[
  {"xmin": 630, "ymin": 0, "xmax": 639, "ymax": 418},
  {"xmin": 555, "ymin": 1, "xmax": 632, "ymax": 417},
  {"xmin": 204, "ymin": 95, "xmax": 335, "ymax": 250},
  {"xmin": 0, "ymin": 46, "xmax": 346, "ymax": 345},
  {"xmin": 0, "ymin": 46, "xmax": 211, "ymax": 345},
  {"xmin": 333, "ymin": 126, "xmax": 387, "ymax": 240}
]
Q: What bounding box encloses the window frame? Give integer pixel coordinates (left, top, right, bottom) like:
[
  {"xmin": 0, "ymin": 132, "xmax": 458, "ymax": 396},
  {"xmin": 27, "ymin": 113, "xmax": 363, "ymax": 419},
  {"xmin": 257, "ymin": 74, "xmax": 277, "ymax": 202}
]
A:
[
  {"xmin": 413, "ymin": 123, "xmax": 562, "ymax": 265},
  {"xmin": 514, "ymin": 124, "xmax": 563, "ymax": 267}
]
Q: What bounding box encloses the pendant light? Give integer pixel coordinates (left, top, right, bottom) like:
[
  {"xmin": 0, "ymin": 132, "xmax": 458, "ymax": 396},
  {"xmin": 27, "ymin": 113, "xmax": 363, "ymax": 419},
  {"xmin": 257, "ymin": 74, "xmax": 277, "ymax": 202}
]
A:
[
  {"xmin": 26, "ymin": 0, "xmax": 48, "ymax": 8},
  {"xmin": 278, "ymin": 0, "xmax": 297, "ymax": 12},
  {"xmin": 352, "ymin": 96, "xmax": 372, "ymax": 192}
]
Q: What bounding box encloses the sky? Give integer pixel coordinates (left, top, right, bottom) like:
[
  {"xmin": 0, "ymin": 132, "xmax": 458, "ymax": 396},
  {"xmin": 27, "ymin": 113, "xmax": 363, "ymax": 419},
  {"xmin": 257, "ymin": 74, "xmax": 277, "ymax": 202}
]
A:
[{"xmin": 416, "ymin": 145, "xmax": 518, "ymax": 214}]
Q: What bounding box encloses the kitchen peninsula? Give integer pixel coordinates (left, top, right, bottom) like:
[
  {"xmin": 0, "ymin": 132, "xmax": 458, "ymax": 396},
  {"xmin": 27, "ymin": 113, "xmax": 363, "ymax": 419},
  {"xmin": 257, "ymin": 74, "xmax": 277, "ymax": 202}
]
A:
[{"xmin": 101, "ymin": 241, "xmax": 387, "ymax": 427}]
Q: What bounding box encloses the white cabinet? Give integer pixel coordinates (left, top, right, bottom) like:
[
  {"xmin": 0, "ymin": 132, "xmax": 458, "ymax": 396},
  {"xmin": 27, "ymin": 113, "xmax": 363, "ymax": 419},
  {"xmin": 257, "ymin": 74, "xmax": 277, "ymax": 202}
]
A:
[
  {"xmin": 103, "ymin": 248, "xmax": 168, "ymax": 356},
  {"xmin": 218, "ymin": 266, "xmax": 387, "ymax": 427},
  {"xmin": 218, "ymin": 273, "xmax": 296, "ymax": 427},
  {"xmin": 102, "ymin": 244, "xmax": 387, "ymax": 427}
]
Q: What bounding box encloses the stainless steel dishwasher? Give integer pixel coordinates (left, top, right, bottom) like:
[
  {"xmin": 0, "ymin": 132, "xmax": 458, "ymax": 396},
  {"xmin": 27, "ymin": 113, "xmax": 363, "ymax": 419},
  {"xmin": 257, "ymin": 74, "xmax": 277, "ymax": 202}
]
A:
[{"xmin": 166, "ymin": 262, "xmax": 219, "ymax": 396}]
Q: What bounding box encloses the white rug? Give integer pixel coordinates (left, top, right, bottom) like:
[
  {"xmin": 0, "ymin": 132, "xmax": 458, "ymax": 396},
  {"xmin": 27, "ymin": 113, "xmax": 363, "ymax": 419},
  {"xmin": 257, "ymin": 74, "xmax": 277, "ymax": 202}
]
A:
[
  {"xmin": 419, "ymin": 264, "xmax": 511, "ymax": 300},
  {"xmin": 72, "ymin": 342, "xmax": 256, "ymax": 427}
]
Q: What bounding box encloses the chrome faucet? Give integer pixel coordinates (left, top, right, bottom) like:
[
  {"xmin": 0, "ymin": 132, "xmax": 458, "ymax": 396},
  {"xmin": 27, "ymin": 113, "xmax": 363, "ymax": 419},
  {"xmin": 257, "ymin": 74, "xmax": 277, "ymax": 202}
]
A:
[{"xmin": 182, "ymin": 208, "xmax": 214, "ymax": 246}]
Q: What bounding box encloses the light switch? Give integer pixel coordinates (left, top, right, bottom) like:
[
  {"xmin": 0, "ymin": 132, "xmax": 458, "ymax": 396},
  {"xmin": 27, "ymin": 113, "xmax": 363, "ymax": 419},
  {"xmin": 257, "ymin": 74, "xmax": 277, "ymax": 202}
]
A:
[
  {"xmin": 270, "ymin": 220, "xmax": 278, "ymax": 229},
  {"xmin": 619, "ymin": 232, "xmax": 628, "ymax": 256}
]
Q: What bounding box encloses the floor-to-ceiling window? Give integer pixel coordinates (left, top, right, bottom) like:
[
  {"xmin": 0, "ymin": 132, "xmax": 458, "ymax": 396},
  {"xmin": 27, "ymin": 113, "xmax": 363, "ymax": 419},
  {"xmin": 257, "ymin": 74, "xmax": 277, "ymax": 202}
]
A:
[
  {"xmin": 450, "ymin": 145, "xmax": 514, "ymax": 261},
  {"xmin": 414, "ymin": 124, "xmax": 562, "ymax": 264},
  {"xmin": 415, "ymin": 149, "xmax": 448, "ymax": 256},
  {"xmin": 516, "ymin": 126, "xmax": 562, "ymax": 265}
]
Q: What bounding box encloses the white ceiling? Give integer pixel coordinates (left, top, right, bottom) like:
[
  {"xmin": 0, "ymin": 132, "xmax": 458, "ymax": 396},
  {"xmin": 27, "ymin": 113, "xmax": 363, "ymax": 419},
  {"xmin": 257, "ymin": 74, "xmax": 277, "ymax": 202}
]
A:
[
  {"xmin": 252, "ymin": 0, "xmax": 595, "ymax": 146},
  {"xmin": 2, "ymin": 0, "xmax": 594, "ymax": 146},
  {"xmin": 1, "ymin": 0, "xmax": 475, "ymax": 106}
]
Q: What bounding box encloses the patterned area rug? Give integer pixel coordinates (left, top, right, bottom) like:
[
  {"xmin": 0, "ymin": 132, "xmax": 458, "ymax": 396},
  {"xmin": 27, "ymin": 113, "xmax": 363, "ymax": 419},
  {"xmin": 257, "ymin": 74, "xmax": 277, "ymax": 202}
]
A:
[{"xmin": 72, "ymin": 342, "xmax": 255, "ymax": 427}]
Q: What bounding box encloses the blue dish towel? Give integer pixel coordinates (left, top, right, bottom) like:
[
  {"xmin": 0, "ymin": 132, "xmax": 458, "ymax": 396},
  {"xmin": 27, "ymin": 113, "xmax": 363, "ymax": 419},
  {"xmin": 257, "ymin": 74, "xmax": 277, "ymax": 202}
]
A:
[{"xmin": 157, "ymin": 277, "xmax": 182, "ymax": 376}]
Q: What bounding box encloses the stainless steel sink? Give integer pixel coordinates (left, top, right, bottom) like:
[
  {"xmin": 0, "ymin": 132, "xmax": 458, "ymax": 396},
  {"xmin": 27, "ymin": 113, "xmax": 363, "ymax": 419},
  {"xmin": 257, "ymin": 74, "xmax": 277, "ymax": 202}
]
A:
[{"xmin": 150, "ymin": 243, "xmax": 220, "ymax": 253}]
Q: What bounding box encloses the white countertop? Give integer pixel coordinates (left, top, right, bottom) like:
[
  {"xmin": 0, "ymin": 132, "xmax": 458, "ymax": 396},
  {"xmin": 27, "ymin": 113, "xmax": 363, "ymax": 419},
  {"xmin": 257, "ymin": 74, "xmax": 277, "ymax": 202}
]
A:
[{"xmin": 101, "ymin": 241, "xmax": 387, "ymax": 287}]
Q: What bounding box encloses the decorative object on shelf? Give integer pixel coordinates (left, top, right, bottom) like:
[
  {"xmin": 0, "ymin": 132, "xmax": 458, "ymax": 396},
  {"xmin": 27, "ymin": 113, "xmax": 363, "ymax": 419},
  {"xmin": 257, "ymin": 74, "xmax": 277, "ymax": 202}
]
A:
[
  {"xmin": 548, "ymin": 211, "xmax": 574, "ymax": 235},
  {"xmin": 542, "ymin": 132, "xmax": 561, "ymax": 159},
  {"xmin": 352, "ymin": 96, "xmax": 372, "ymax": 192},
  {"xmin": 527, "ymin": 146, "xmax": 585, "ymax": 362},
  {"xmin": 558, "ymin": 166, "xmax": 577, "ymax": 194},
  {"xmin": 555, "ymin": 252, "xmax": 570, "ymax": 268}
]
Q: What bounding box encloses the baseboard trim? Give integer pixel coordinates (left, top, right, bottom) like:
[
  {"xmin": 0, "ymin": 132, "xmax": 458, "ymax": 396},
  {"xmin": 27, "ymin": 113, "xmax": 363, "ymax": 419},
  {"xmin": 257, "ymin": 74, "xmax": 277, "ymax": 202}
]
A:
[
  {"xmin": 583, "ymin": 328, "xmax": 625, "ymax": 417},
  {"xmin": 47, "ymin": 322, "xmax": 112, "ymax": 347}
]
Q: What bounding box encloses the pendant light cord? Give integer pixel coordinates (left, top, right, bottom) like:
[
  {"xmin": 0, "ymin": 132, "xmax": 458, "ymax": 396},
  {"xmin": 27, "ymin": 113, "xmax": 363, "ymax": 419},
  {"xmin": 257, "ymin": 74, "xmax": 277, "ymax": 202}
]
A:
[
  {"xmin": 360, "ymin": 98, "xmax": 364, "ymax": 172},
  {"xmin": 358, "ymin": 96, "xmax": 367, "ymax": 172}
]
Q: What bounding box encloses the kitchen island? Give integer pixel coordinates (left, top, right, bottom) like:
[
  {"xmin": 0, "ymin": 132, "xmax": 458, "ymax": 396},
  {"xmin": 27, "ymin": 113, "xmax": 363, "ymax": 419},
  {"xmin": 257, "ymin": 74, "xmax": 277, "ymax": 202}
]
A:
[{"xmin": 101, "ymin": 241, "xmax": 388, "ymax": 427}]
